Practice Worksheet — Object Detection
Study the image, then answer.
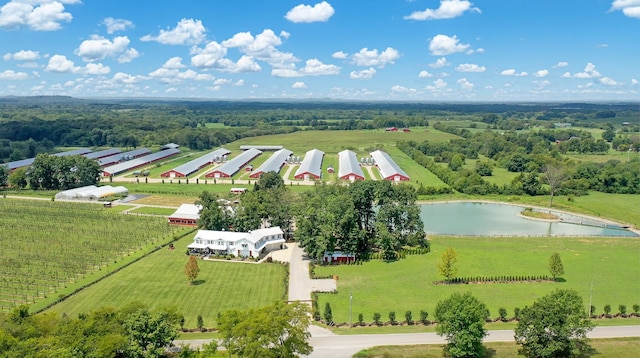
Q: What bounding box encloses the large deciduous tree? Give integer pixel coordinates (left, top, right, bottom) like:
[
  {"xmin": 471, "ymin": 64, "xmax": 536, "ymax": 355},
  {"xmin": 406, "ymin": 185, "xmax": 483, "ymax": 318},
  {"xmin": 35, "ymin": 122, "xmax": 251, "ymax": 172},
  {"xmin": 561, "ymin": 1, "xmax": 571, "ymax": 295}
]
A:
[
  {"xmin": 515, "ymin": 289, "xmax": 593, "ymax": 358},
  {"xmin": 27, "ymin": 154, "xmax": 101, "ymax": 190},
  {"xmin": 434, "ymin": 292, "xmax": 488, "ymax": 358},
  {"xmin": 218, "ymin": 301, "xmax": 312, "ymax": 358},
  {"xmin": 123, "ymin": 307, "xmax": 179, "ymax": 357},
  {"xmin": 542, "ymin": 163, "xmax": 568, "ymax": 207}
]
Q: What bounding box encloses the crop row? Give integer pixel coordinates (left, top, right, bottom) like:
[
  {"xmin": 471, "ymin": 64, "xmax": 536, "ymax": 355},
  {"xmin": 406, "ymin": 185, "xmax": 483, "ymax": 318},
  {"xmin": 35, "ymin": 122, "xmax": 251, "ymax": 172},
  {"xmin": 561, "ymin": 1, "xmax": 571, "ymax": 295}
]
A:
[{"xmin": 0, "ymin": 199, "xmax": 178, "ymax": 312}]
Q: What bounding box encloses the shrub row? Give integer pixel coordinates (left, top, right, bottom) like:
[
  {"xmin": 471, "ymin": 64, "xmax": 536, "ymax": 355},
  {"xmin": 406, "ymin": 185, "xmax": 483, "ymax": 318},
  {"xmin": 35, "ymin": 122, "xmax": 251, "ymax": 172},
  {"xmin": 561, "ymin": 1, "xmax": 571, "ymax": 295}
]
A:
[{"xmin": 434, "ymin": 275, "xmax": 553, "ymax": 285}]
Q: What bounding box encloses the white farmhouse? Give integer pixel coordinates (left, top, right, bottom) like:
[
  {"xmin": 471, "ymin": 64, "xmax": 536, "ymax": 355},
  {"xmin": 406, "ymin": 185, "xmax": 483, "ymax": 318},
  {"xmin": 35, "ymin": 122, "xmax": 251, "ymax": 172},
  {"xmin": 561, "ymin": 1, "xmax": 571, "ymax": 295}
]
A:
[{"xmin": 187, "ymin": 227, "xmax": 285, "ymax": 258}]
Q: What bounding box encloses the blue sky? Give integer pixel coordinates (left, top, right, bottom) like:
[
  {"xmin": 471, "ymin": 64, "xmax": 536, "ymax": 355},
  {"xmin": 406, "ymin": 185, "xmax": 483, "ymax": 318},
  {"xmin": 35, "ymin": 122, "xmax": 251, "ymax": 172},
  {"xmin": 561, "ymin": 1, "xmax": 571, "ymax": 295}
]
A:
[{"xmin": 0, "ymin": 0, "xmax": 638, "ymax": 101}]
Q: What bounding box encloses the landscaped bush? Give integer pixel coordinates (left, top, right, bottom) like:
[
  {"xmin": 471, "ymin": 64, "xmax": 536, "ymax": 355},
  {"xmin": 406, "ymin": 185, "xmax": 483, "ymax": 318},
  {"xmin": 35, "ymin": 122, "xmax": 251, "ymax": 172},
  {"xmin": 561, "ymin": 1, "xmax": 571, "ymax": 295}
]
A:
[
  {"xmin": 388, "ymin": 311, "xmax": 396, "ymax": 325},
  {"xmin": 373, "ymin": 312, "xmax": 381, "ymax": 326},
  {"xmin": 419, "ymin": 310, "xmax": 429, "ymax": 325},
  {"xmin": 619, "ymin": 304, "xmax": 627, "ymax": 317},
  {"xmin": 499, "ymin": 307, "xmax": 508, "ymax": 322},
  {"xmin": 405, "ymin": 310, "xmax": 413, "ymax": 325},
  {"xmin": 604, "ymin": 304, "xmax": 612, "ymax": 317}
]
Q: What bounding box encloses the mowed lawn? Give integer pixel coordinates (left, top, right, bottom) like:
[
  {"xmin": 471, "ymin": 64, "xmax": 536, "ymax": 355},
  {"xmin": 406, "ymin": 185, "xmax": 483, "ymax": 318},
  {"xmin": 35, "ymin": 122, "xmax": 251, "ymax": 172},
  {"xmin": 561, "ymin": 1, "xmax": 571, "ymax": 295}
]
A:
[
  {"xmin": 315, "ymin": 236, "xmax": 640, "ymax": 324},
  {"xmin": 47, "ymin": 234, "xmax": 287, "ymax": 328}
]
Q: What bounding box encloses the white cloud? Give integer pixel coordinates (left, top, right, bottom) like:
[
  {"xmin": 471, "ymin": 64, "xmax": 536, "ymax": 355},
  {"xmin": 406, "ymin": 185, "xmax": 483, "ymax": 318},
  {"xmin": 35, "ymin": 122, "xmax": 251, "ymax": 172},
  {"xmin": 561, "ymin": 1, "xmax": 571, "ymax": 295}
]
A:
[
  {"xmin": 0, "ymin": 0, "xmax": 79, "ymax": 31},
  {"xmin": 433, "ymin": 78, "xmax": 448, "ymax": 88},
  {"xmin": 220, "ymin": 29, "xmax": 297, "ymax": 67},
  {"xmin": 83, "ymin": 63, "xmax": 110, "ymax": 75},
  {"xmin": 610, "ymin": 0, "xmax": 640, "ymax": 18},
  {"xmin": 632, "ymin": 79, "xmax": 639, "ymax": 85},
  {"xmin": 75, "ymin": 35, "xmax": 139, "ymax": 63},
  {"xmin": 501, "ymin": 69, "xmax": 528, "ymax": 77},
  {"xmin": 234, "ymin": 79, "xmax": 244, "ymax": 86},
  {"xmin": 285, "ymin": 1, "xmax": 334, "ymax": 23},
  {"xmin": 272, "ymin": 58, "xmax": 339, "ymax": 77},
  {"xmin": 213, "ymin": 78, "xmax": 231, "ymax": 85},
  {"xmin": 391, "ymin": 85, "xmax": 416, "ymax": 94},
  {"xmin": 292, "ymin": 81, "xmax": 307, "ymax": 89},
  {"xmin": 0, "ymin": 69, "xmax": 29, "ymax": 80},
  {"xmin": 455, "ymin": 63, "xmax": 485, "ymax": 72},
  {"xmin": 533, "ymin": 69, "xmax": 549, "ymax": 78},
  {"xmin": 190, "ymin": 41, "xmax": 227, "ymax": 68},
  {"xmin": 141, "ymin": 18, "xmax": 206, "ymax": 45},
  {"xmin": 429, "ymin": 57, "xmax": 450, "ymax": 68},
  {"xmin": 103, "ymin": 17, "xmax": 134, "ymax": 34},
  {"xmin": 429, "ymin": 34, "xmax": 470, "ymax": 55},
  {"xmin": 533, "ymin": 80, "xmax": 551, "ymax": 88},
  {"xmin": 45, "ymin": 54, "xmax": 79, "ymax": 73},
  {"xmin": 112, "ymin": 72, "xmax": 145, "ymax": 84},
  {"xmin": 162, "ymin": 57, "xmax": 186, "ymax": 69},
  {"xmin": 332, "ymin": 51, "xmax": 348, "ymax": 59},
  {"xmin": 351, "ymin": 47, "xmax": 400, "ymax": 68},
  {"xmin": 457, "ymin": 77, "xmax": 474, "ymax": 89},
  {"xmin": 350, "ymin": 67, "xmax": 376, "ymax": 79},
  {"xmin": 404, "ymin": 0, "xmax": 480, "ymax": 20},
  {"xmin": 4, "ymin": 49, "xmax": 40, "ymax": 61},
  {"xmin": 600, "ymin": 77, "xmax": 618, "ymax": 86},
  {"xmin": 563, "ymin": 62, "xmax": 602, "ymax": 79},
  {"xmin": 418, "ymin": 70, "xmax": 433, "ymax": 78},
  {"xmin": 553, "ymin": 61, "xmax": 569, "ymax": 68}
]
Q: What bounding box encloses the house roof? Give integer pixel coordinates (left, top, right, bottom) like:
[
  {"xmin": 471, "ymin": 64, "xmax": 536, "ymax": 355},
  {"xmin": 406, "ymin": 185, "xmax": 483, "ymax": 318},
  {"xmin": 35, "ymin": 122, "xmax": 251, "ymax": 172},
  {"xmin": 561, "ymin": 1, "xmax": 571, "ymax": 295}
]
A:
[
  {"xmin": 102, "ymin": 148, "xmax": 180, "ymax": 176},
  {"xmin": 294, "ymin": 149, "xmax": 324, "ymax": 178},
  {"xmin": 169, "ymin": 204, "xmax": 203, "ymax": 220},
  {"xmin": 206, "ymin": 148, "xmax": 262, "ymax": 176},
  {"xmin": 369, "ymin": 150, "xmax": 410, "ymax": 180},
  {"xmin": 338, "ymin": 150, "xmax": 364, "ymax": 178},
  {"xmin": 192, "ymin": 226, "xmax": 284, "ymax": 246},
  {"xmin": 164, "ymin": 148, "xmax": 230, "ymax": 176},
  {"xmin": 250, "ymin": 148, "xmax": 292, "ymax": 175}
]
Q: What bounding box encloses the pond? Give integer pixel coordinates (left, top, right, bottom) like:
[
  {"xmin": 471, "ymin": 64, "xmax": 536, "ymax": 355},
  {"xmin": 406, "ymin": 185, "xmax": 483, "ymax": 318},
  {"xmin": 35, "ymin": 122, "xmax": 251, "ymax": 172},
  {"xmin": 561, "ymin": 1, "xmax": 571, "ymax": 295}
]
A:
[{"xmin": 419, "ymin": 202, "xmax": 638, "ymax": 237}]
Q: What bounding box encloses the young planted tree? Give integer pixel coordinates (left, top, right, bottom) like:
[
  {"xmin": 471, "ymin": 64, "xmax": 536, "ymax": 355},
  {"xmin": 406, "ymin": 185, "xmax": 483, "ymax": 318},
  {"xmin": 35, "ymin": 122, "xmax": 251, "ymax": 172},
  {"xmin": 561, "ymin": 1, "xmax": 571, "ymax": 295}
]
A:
[
  {"xmin": 185, "ymin": 255, "xmax": 200, "ymax": 284},
  {"xmin": 373, "ymin": 312, "xmax": 381, "ymax": 326},
  {"xmin": 438, "ymin": 247, "xmax": 458, "ymax": 282},
  {"xmin": 548, "ymin": 252, "xmax": 564, "ymax": 280},
  {"xmin": 388, "ymin": 311, "xmax": 396, "ymax": 325},
  {"xmin": 515, "ymin": 289, "xmax": 593, "ymax": 358},
  {"xmin": 420, "ymin": 310, "xmax": 429, "ymax": 325},
  {"xmin": 435, "ymin": 292, "xmax": 488, "ymax": 358},
  {"xmin": 604, "ymin": 304, "xmax": 612, "ymax": 317},
  {"xmin": 323, "ymin": 302, "xmax": 333, "ymax": 324},
  {"xmin": 405, "ymin": 310, "xmax": 413, "ymax": 325}
]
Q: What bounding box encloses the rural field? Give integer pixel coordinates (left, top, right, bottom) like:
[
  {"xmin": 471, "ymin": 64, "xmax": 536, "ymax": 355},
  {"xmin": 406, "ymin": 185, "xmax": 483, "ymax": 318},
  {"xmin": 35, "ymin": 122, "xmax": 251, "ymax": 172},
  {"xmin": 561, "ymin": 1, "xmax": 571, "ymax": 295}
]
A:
[
  {"xmin": 0, "ymin": 199, "xmax": 183, "ymax": 313},
  {"xmin": 46, "ymin": 233, "xmax": 287, "ymax": 327},
  {"xmin": 314, "ymin": 235, "xmax": 640, "ymax": 324}
]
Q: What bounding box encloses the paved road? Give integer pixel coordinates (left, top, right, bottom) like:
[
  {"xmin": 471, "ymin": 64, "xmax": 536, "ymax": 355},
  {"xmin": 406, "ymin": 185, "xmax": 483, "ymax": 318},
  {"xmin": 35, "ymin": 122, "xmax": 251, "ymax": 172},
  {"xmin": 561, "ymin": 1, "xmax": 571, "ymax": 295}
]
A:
[
  {"xmin": 173, "ymin": 325, "xmax": 640, "ymax": 357},
  {"xmin": 288, "ymin": 243, "xmax": 336, "ymax": 303}
]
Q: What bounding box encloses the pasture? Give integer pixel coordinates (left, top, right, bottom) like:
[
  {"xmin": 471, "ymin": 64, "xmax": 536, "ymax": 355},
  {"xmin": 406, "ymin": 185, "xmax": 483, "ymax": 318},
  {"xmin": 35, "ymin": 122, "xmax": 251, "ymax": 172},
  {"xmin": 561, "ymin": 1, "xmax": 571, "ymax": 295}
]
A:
[
  {"xmin": 46, "ymin": 234, "xmax": 287, "ymax": 327},
  {"xmin": 0, "ymin": 199, "xmax": 180, "ymax": 312},
  {"xmin": 314, "ymin": 235, "xmax": 640, "ymax": 324}
]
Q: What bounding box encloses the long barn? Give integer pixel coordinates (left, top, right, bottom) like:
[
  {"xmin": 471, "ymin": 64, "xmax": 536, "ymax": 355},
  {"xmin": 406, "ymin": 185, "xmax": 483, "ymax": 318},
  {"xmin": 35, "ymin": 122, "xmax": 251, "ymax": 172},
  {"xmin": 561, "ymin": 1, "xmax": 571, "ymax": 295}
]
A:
[
  {"xmin": 249, "ymin": 148, "xmax": 292, "ymax": 179},
  {"xmin": 102, "ymin": 148, "xmax": 180, "ymax": 177},
  {"xmin": 161, "ymin": 148, "xmax": 230, "ymax": 178},
  {"xmin": 98, "ymin": 148, "xmax": 152, "ymax": 167},
  {"xmin": 205, "ymin": 148, "xmax": 262, "ymax": 178},
  {"xmin": 370, "ymin": 150, "xmax": 410, "ymax": 181},
  {"xmin": 338, "ymin": 149, "xmax": 365, "ymax": 181},
  {"xmin": 294, "ymin": 149, "xmax": 324, "ymax": 180}
]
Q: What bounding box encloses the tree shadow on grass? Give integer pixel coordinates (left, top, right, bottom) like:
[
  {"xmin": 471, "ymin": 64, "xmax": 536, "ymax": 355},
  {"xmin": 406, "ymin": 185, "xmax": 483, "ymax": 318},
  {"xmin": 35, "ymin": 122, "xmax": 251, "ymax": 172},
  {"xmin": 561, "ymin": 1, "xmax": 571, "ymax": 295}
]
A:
[
  {"xmin": 555, "ymin": 277, "xmax": 567, "ymax": 283},
  {"xmin": 191, "ymin": 280, "xmax": 205, "ymax": 285}
]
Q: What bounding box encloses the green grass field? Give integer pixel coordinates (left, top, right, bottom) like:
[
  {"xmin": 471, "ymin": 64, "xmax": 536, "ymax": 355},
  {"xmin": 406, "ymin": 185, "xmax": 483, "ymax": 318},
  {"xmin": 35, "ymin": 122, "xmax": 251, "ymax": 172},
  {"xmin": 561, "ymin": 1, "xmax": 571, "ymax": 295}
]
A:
[
  {"xmin": 354, "ymin": 337, "xmax": 640, "ymax": 358},
  {"xmin": 128, "ymin": 206, "xmax": 176, "ymax": 215},
  {"xmin": 46, "ymin": 234, "xmax": 287, "ymax": 327},
  {"xmin": 314, "ymin": 236, "xmax": 640, "ymax": 324}
]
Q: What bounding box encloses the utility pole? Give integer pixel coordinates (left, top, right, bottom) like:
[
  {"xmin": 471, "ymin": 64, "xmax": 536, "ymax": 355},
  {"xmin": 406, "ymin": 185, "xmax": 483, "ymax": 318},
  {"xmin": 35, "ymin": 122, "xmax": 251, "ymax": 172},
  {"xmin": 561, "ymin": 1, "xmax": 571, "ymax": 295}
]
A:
[{"xmin": 349, "ymin": 291, "xmax": 353, "ymax": 329}]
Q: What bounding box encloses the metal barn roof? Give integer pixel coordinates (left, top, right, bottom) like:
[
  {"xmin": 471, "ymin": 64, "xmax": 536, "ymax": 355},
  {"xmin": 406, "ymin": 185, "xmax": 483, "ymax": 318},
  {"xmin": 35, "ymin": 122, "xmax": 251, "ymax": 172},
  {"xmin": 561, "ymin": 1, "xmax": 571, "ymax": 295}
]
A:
[
  {"xmin": 206, "ymin": 148, "xmax": 262, "ymax": 177},
  {"xmin": 239, "ymin": 145, "xmax": 283, "ymax": 151},
  {"xmin": 294, "ymin": 149, "xmax": 324, "ymax": 179},
  {"xmin": 98, "ymin": 148, "xmax": 152, "ymax": 167},
  {"xmin": 163, "ymin": 148, "xmax": 230, "ymax": 177},
  {"xmin": 54, "ymin": 148, "xmax": 92, "ymax": 157},
  {"xmin": 250, "ymin": 148, "xmax": 292, "ymax": 176},
  {"xmin": 370, "ymin": 150, "xmax": 410, "ymax": 180},
  {"xmin": 102, "ymin": 148, "xmax": 180, "ymax": 176},
  {"xmin": 338, "ymin": 150, "xmax": 365, "ymax": 179},
  {"xmin": 169, "ymin": 204, "xmax": 203, "ymax": 221},
  {"xmin": 84, "ymin": 148, "xmax": 121, "ymax": 159}
]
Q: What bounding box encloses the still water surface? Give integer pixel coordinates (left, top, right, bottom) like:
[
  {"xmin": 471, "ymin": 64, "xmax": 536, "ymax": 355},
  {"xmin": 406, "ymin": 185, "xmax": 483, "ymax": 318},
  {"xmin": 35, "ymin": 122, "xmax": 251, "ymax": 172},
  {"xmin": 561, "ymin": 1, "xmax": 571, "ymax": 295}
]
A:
[{"xmin": 419, "ymin": 202, "xmax": 638, "ymax": 237}]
